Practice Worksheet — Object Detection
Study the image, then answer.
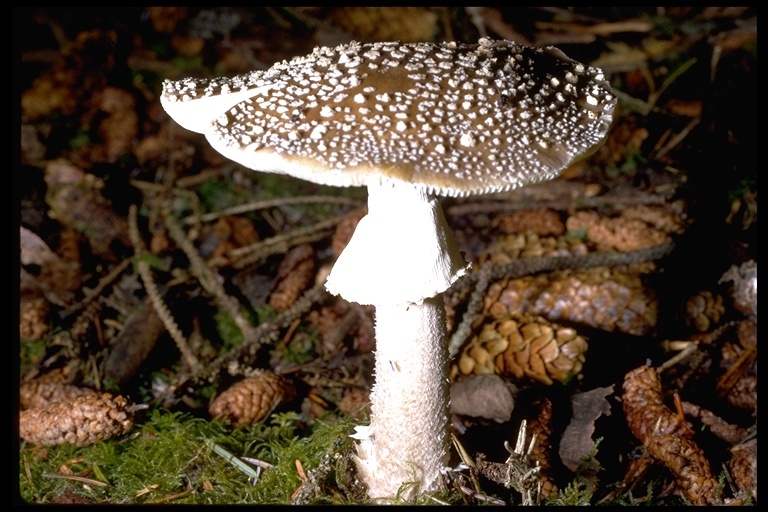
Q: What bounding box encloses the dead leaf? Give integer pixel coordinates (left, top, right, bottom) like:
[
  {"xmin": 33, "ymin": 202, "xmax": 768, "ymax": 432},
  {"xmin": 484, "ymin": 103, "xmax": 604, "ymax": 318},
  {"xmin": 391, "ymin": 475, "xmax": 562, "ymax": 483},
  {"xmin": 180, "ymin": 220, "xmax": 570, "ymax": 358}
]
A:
[
  {"xmin": 558, "ymin": 385, "xmax": 614, "ymax": 472},
  {"xmin": 450, "ymin": 374, "xmax": 517, "ymax": 423}
]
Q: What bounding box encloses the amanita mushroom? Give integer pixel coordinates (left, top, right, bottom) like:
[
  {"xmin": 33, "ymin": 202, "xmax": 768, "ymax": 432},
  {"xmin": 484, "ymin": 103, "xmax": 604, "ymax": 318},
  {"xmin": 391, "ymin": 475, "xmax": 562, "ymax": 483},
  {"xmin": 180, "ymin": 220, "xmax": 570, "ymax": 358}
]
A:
[{"xmin": 161, "ymin": 37, "xmax": 616, "ymax": 502}]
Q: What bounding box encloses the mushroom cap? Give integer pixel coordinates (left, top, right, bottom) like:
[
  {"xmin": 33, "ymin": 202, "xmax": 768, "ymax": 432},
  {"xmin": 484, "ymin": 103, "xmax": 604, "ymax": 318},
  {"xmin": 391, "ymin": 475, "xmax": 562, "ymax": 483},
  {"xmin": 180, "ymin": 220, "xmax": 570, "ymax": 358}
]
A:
[{"xmin": 162, "ymin": 38, "xmax": 616, "ymax": 197}]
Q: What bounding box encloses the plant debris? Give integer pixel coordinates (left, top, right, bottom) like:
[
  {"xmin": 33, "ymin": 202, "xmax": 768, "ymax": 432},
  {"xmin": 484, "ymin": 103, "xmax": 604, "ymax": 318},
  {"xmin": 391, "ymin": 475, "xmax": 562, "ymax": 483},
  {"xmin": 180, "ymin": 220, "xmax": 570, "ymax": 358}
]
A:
[{"xmin": 16, "ymin": 6, "xmax": 756, "ymax": 506}]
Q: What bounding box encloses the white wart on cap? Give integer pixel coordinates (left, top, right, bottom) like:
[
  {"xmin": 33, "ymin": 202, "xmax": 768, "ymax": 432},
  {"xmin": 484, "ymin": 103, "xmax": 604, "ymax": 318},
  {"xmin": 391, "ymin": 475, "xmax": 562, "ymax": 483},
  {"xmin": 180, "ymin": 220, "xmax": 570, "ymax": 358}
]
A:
[{"xmin": 162, "ymin": 37, "xmax": 616, "ymax": 197}]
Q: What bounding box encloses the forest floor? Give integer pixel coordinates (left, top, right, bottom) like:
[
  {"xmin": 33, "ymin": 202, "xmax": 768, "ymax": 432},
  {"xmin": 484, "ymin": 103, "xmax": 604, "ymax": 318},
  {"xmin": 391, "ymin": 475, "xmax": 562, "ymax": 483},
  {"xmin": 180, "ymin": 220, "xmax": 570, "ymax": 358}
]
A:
[{"xmin": 15, "ymin": 7, "xmax": 756, "ymax": 506}]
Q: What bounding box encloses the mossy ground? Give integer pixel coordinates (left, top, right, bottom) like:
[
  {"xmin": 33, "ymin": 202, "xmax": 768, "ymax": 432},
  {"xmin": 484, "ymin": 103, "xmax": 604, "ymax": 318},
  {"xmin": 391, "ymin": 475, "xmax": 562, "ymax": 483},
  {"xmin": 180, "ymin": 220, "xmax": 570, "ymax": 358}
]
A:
[{"xmin": 18, "ymin": 409, "xmax": 359, "ymax": 505}]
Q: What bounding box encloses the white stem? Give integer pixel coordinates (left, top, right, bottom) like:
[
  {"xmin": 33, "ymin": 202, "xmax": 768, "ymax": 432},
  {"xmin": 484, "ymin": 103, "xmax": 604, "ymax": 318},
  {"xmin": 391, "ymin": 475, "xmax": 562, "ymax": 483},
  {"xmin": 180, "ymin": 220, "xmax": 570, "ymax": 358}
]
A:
[
  {"xmin": 325, "ymin": 180, "xmax": 467, "ymax": 306},
  {"xmin": 325, "ymin": 179, "xmax": 468, "ymax": 501},
  {"xmin": 353, "ymin": 299, "xmax": 451, "ymax": 501}
]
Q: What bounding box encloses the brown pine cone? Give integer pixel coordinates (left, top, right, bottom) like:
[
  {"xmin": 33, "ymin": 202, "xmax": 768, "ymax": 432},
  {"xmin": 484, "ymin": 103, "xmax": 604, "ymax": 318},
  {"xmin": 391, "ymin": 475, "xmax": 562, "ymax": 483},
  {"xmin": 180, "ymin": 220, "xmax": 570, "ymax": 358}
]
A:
[
  {"xmin": 485, "ymin": 267, "xmax": 658, "ymax": 336},
  {"xmin": 526, "ymin": 397, "xmax": 557, "ymax": 499},
  {"xmin": 622, "ymin": 365, "xmax": 694, "ymax": 445},
  {"xmin": 209, "ymin": 371, "xmax": 296, "ymax": 428},
  {"xmin": 493, "ymin": 208, "xmax": 565, "ymax": 237},
  {"xmin": 722, "ymin": 367, "xmax": 757, "ymax": 412},
  {"xmin": 330, "ymin": 207, "xmax": 366, "ymax": 259},
  {"xmin": 566, "ymin": 210, "xmax": 671, "ymax": 252},
  {"xmin": 684, "ymin": 290, "xmax": 725, "ymax": 332},
  {"xmin": 268, "ymin": 244, "xmax": 316, "ymax": 312},
  {"xmin": 728, "ymin": 438, "xmax": 757, "ymax": 499},
  {"xmin": 452, "ymin": 313, "xmax": 587, "ymax": 386},
  {"xmin": 19, "ymin": 296, "xmax": 52, "ymax": 341},
  {"xmin": 328, "ymin": 7, "xmax": 438, "ymax": 43},
  {"xmin": 646, "ymin": 434, "xmax": 719, "ymax": 505},
  {"xmin": 719, "ymin": 260, "xmax": 757, "ymax": 317},
  {"xmin": 20, "ymin": 380, "xmax": 98, "ymax": 411},
  {"xmin": 622, "ymin": 204, "xmax": 687, "ymax": 235},
  {"xmin": 20, "ymin": 393, "xmax": 136, "ymax": 446},
  {"xmin": 483, "ymin": 232, "xmax": 586, "ymax": 266},
  {"xmin": 718, "ymin": 321, "xmax": 757, "ymax": 413},
  {"xmin": 737, "ymin": 318, "xmax": 757, "ymax": 349}
]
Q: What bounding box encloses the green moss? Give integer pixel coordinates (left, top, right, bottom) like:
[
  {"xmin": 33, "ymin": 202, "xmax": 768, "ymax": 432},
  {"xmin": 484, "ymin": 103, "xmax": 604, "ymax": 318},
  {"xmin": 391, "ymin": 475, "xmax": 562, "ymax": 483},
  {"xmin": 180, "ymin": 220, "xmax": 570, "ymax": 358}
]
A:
[
  {"xmin": 19, "ymin": 338, "xmax": 47, "ymax": 376},
  {"xmin": 19, "ymin": 407, "xmax": 359, "ymax": 505}
]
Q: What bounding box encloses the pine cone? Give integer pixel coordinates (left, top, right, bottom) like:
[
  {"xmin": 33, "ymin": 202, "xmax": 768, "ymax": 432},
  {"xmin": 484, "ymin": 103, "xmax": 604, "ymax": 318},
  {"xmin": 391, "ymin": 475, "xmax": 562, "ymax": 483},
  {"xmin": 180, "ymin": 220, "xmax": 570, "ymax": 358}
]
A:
[
  {"xmin": 20, "ymin": 393, "xmax": 136, "ymax": 446},
  {"xmin": 209, "ymin": 371, "xmax": 296, "ymax": 428},
  {"xmin": 20, "ymin": 380, "xmax": 98, "ymax": 411},
  {"xmin": 684, "ymin": 290, "xmax": 725, "ymax": 332},
  {"xmin": 19, "ymin": 296, "xmax": 51, "ymax": 341},
  {"xmin": 728, "ymin": 438, "xmax": 757, "ymax": 499},
  {"xmin": 485, "ymin": 267, "xmax": 658, "ymax": 336},
  {"xmin": 622, "ymin": 365, "xmax": 694, "ymax": 444},
  {"xmin": 566, "ymin": 210, "xmax": 672, "ymax": 252},
  {"xmin": 718, "ymin": 320, "xmax": 757, "ymax": 413},
  {"xmin": 737, "ymin": 318, "xmax": 757, "ymax": 349},
  {"xmin": 328, "ymin": 7, "xmax": 438, "ymax": 42},
  {"xmin": 493, "ymin": 208, "xmax": 565, "ymax": 237},
  {"xmin": 268, "ymin": 244, "xmax": 316, "ymax": 312},
  {"xmin": 331, "ymin": 207, "xmax": 366, "ymax": 260},
  {"xmin": 622, "ymin": 204, "xmax": 686, "ymax": 235},
  {"xmin": 526, "ymin": 397, "xmax": 557, "ymax": 499},
  {"xmin": 452, "ymin": 313, "xmax": 588, "ymax": 386},
  {"xmin": 483, "ymin": 232, "xmax": 587, "ymax": 266},
  {"xmin": 622, "ymin": 365, "xmax": 719, "ymax": 504},
  {"xmin": 646, "ymin": 434, "xmax": 719, "ymax": 505},
  {"xmin": 719, "ymin": 260, "xmax": 757, "ymax": 317}
]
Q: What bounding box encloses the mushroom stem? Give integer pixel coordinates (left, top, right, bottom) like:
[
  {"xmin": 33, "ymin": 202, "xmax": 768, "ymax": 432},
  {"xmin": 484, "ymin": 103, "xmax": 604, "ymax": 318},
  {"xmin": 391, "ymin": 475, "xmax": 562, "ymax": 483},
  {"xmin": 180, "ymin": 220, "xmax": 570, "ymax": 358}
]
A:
[
  {"xmin": 325, "ymin": 180, "xmax": 467, "ymax": 306},
  {"xmin": 354, "ymin": 299, "xmax": 451, "ymax": 501},
  {"xmin": 325, "ymin": 179, "xmax": 468, "ymax": 501}
]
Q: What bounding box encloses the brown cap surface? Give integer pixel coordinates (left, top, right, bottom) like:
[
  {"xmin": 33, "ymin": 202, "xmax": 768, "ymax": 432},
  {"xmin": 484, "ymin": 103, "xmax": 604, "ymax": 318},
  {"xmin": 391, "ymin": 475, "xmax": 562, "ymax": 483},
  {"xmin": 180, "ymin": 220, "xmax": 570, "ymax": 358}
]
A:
[{"xmin": 163, "ymin": 38, "xmax": 616, "ymax": 196}]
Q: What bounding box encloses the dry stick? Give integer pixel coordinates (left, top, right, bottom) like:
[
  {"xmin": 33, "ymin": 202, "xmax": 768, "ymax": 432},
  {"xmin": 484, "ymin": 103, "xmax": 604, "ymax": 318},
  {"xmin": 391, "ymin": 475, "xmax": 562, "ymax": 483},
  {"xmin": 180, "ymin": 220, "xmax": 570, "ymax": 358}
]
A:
[
  {"xmin": 130, "ymin": 179, "xmax": 203, "ymax": 239},
  {"xmin": 41, "ymin": 472, "xmax": 111, "ymax": 488},
  {"xmin": 128, "ymin": 204, "xmax": 201, "ymax": 371},
  {"xmin": 320, "ymin": 306, "xmax": 361, "ymax": 354},
  {"xmin": 447, "ymin": 242, "xmax": 675, "ymax": 359},
  {"xmin": 680, "ymin": 401, "xmax": 750, "ymax": 445},
  {"xmin": 137, "ymin": 260, "xmax": 201, "ymax": 370},
  {"xmin": 159, "ymin": 282, "xmax": 329, "ymax": 401},
  {"xmin": 449, "ymin": 263, "xmax": 492, "ymax": 359},
  {"xmin": 185, "ymin": 195, "xmax": 363, "ymax": 225},
  {"xmin": 458, "ymin": 242, "xmax": 674, "ymax": 293},
  {"xmin": 164, "ymin": 213, "xmax": 256, "ymax": 341},
  {"xmin": 58, "ymin": 258, "xmax": 131, "ymax": 319},
  {"xmin": 653, "ymin": 116, "xmax": 701, "ymax": 162},
  {"xmin": 446, "ymin": 190, "xmax": 670, "ymax": 217},
  {"xmin": 657, "ymin": 320, "xmax": 738, "ymax": 372},
  {"xmin": 228, "ymin": 217, "xmax": 342, "ymax": 269}
]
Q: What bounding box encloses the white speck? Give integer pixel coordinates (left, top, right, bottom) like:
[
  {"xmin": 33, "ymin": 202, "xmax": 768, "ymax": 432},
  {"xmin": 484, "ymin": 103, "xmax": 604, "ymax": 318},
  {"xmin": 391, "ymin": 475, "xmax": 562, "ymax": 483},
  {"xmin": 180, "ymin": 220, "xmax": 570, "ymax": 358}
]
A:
[
  {"xmin": 586, "ymin": 95, "xmax": 598, "ymax": 106},
  {"xmin": 310, "ymin": 125, "xmax": 327, "ymax": 139},
  {"xmin": 354, "ymin": 93, "xmax": 366, "ymax": 104},
  {"xmin": 320, "ymin": 106, "xmax": 335, "ymax": 117},
  {"xmin": 460, "ymin": 133, "xmax": 475, "ymax": 147}
]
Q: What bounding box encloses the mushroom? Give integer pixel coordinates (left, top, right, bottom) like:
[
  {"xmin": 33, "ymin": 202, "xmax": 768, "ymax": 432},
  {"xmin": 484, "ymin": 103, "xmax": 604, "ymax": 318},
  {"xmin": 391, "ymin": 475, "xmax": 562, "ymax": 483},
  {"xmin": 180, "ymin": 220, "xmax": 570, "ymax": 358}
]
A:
[{"xmin": 161, "ymin": 37, "xmax": 616, "ymax": 502}]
